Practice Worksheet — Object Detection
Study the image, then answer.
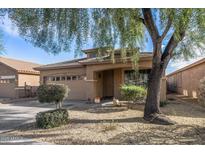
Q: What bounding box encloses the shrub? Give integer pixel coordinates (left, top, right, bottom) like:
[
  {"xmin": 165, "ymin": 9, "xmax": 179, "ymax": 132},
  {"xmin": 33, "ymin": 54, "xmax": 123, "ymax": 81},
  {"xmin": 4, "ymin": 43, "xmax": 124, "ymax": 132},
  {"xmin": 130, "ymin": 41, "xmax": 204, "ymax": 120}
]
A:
[
  {"xmin": 198, "ymin": 77, "xmax": 205, "ymax": 107},
  {"xmin": 120, "ymin": 84, "xmax": 147, "ymax": 102},
  {"xmin": 36, "ymin": 109, "xmax": 69, "ymax": 129},
  {"xmin": 37, "ymin": 84, "xmax": 70, "ymax": 108}
]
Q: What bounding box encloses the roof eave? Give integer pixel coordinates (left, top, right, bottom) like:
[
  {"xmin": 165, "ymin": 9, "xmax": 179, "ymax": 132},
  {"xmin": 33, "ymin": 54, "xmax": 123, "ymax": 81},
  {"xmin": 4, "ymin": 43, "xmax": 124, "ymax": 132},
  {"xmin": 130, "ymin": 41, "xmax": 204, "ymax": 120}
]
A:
[{"xmin": 35, "ymin": 65, "xmax": 84, "ymax": 71}]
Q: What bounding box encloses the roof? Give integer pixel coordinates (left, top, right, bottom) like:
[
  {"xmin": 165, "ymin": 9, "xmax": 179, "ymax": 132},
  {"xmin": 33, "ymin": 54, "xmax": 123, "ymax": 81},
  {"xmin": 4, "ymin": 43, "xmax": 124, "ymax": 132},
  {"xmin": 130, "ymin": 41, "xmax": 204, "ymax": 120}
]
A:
[
  {"xmin": 82, "ymin": 47, "xmax": 143, "ymax": 54},
  {"xmin": 82, "ymin": 47, "xmax": 109, "ymax": 53},
  {"xmin": 0, "ymin": 56, "xmax": 40, "ymax": 75},
  {"xmin": 167, "ymin": 58, "xmax": 205, "ymax": 77},
  {"xmin": 35, "ymin": 52, "xmax": 153, "ymax": 71},
  {"xmin": 34, "ymin": 58, "xmax": 87, "ymax": 70}
]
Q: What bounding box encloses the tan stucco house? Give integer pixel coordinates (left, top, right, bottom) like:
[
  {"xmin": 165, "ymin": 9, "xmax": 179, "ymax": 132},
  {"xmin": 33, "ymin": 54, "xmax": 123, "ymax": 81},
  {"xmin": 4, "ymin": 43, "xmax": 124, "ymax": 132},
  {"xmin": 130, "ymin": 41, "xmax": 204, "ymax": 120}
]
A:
[
  {"xmin": 35, "ymin": 48, "xmax": 166, "ymax": 101},
  {"xmin": 0, "ymin": 57, "xmax": 40, "ymax": 98},
  {"xmin": 167, "ymin": 58, "xmax": 205, "ymax": 98}
]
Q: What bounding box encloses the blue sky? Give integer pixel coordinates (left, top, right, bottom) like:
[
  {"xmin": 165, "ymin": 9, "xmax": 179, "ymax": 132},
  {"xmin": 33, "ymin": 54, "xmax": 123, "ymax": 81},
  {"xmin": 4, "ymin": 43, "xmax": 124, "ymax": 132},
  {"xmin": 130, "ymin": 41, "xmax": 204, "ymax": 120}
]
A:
[{"xmin": 0, "ymin": 17, "xmax": 204, "ymax": 75}]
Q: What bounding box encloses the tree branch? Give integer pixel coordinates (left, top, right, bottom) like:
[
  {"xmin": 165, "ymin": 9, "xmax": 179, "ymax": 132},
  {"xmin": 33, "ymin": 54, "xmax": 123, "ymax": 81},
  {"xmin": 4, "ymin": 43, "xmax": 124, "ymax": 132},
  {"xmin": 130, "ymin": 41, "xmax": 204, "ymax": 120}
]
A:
[
  {"xmin": 161, "ymin": 31, "xmax": 185, "ymax": 67},
  {"xmin": 159, "ymin": 17, "xmax": 172, "ymax": 42},
  {"xmin": 161, "ymin": 35, "xmax": 177, "ymax": 61},
  {"xmin": 139, "ymin": 17, "xmax": 145, "ymax": 25},
  {"xmin": 142, "ymin": 8, "xmax": 159, "ymax": 42}
]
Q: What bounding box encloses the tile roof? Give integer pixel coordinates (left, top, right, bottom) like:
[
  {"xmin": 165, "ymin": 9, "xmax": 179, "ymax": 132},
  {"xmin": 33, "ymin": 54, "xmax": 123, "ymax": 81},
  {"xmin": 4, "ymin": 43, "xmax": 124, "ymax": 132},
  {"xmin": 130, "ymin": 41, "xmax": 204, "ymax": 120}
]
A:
[
  {"xmin": 0, "ymin": 56, "xmax": 40, "ymax": 74},
  {"xmin": 34, "ymin": 58, "xmax": 87, "ymax": 70}
]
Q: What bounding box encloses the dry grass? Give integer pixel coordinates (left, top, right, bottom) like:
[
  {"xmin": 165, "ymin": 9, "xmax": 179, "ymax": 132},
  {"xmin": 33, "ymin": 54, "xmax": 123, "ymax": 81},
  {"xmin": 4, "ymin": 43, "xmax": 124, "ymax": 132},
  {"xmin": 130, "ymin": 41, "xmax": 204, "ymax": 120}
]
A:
[
  {"xmin": 4, "ymin": 97, "xmax": 205, "ymax": 145},
  {"xmin": 100, "ymin": 120, "xmax": 118, "ymax": 132}
]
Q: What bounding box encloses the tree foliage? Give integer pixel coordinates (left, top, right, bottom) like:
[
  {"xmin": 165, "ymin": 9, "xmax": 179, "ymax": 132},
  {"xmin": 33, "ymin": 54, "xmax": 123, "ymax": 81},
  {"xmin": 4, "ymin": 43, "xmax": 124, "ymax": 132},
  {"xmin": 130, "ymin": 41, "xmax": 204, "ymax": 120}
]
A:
[
  {"xmin": 7, "ymin": 8, "xmax": 205, "ymax": 60},
  {"xmin": 0, "ymin": 9, "xmax": 7, "ymax": 54}
]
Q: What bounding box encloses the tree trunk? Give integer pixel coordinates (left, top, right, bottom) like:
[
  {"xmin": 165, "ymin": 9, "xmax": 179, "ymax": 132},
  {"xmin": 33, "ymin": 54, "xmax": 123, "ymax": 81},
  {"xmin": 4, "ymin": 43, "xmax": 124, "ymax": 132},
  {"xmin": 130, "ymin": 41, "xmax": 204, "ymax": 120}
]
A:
[
  {"xmin": 143, "ymin": 62, "xmax": 176, "ymax": 125},
  {"xmin": 144, "ymin": 65, "xmax": 162, "ymax": 117},
  {"xmin": 59, "ymin": 102, "xmax": 62, "ymax": 109}
]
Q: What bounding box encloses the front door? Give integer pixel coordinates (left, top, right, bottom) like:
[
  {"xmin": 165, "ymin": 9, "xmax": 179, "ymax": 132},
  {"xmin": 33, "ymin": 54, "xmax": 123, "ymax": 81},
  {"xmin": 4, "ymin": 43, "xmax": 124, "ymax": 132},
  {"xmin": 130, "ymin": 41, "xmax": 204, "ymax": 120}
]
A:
[{"xmin": 103, "ymin": 70, "xmax": 114, "ymax": 98}]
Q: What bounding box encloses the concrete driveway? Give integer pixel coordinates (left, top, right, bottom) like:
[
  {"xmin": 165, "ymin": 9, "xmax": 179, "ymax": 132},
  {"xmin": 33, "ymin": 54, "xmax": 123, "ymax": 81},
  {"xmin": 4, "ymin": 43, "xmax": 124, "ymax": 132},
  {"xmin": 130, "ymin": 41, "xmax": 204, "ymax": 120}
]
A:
[
  {"xmin": 0, "ymin": 99, "xmax": 90, "ymax": 144},
  {"xmin": 0, "ymin": 100, "xmax": 55, "ymax": 133},
  {"xmin": 0, "ymin": 99, "xmax": 88, "ymax": 134}
]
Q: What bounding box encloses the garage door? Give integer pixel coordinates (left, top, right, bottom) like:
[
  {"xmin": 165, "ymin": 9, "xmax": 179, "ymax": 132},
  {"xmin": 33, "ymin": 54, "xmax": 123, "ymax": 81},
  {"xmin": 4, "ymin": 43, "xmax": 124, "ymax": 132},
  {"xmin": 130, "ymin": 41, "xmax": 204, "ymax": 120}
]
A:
[{"xmin": 0, "ymin": 83, "xmax": 16, "ymax": 98}]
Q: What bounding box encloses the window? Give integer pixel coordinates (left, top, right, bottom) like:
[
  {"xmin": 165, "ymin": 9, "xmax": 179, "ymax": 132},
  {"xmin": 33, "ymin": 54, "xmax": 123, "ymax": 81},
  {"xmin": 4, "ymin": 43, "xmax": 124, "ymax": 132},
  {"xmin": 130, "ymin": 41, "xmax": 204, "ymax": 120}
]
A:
[
  {"xmin": 67, "ymin": 76, "xmax": 71, "ymax": 81},
  {"xmin": 72, "ymin": 76, "xmax": 77, "ymax": 80},
  {"xmin": 0, "ymin": 79, "xmax": 15, "ymax": 84},
  {"xmin": 77, "ymin": 75, "xmax": 84, "ymax": 80},
  {"xmin": 61, "ymin": 76, "xmax": 66, "ymax": 81},
  {"xmin": 124, "ymin": 70, "xmax": 150, "ymax": 86},
  {"xmin": 51, "ymin": 77, "xmax": 55, "ymax": 81},
  {"xmin": 56, "ymin": 76, "xmax": 60, "ymax": 81}
]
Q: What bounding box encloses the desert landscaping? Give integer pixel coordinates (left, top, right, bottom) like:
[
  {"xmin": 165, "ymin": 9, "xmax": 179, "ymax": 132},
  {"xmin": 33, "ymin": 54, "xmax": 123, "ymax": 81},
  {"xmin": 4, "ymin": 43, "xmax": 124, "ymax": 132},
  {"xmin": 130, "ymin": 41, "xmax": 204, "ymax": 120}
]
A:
[{"xmin": 1, "ymin": 94, "xmax": 204, "ymax": 145}]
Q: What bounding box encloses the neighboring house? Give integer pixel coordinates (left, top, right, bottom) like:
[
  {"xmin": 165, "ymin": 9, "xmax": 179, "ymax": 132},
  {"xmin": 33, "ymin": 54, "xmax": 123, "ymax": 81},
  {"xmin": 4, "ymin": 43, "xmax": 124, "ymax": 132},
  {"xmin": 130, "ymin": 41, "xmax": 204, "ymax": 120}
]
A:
[
  {"xmin": 0, "ymin": 57, "xmax": 40, "ymax": 98},
  {"xmin": 167, "ymin": 58, "xmax": 205, "ymax": 98},
  {"xmin": 35, "ymin": 48, "xmax": 166, "ymax": 101}
]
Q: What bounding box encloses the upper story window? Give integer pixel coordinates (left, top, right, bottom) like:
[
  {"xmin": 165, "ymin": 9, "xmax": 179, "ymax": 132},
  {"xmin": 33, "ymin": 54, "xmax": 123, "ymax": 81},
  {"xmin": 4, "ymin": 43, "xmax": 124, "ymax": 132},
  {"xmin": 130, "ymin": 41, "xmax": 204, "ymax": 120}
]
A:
[{"xmin": 87, "ymin": 53, "xmax": 97, "ymax": 58}]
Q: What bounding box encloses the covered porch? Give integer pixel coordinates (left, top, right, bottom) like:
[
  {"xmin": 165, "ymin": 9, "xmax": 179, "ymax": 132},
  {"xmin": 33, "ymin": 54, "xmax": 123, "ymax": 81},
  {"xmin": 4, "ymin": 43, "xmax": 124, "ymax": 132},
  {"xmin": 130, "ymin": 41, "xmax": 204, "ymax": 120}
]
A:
[{"xmin": 85, "ymin": 59, "xmax": 153, "ymax": 101}]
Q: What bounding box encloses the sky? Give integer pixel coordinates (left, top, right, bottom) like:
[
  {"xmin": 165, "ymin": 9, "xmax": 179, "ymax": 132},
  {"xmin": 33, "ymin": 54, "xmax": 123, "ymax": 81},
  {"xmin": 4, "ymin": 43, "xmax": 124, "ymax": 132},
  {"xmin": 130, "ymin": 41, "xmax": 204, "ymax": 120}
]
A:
[{"xmin": 0, "ymin": 17, "xmax": 204, "ymax": 75}]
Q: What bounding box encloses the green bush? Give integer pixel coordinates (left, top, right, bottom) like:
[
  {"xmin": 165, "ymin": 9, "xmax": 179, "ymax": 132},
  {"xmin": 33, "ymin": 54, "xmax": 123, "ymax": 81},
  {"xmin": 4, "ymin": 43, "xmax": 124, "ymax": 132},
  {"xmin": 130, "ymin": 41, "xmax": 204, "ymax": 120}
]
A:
[
  {"xmin": 37, "ymin": 84, "xmax": 70, "ymax": 108},
  {"xmin": 36, "ymin": 109, "xmax": 69, "ymax": 129},
  {"xmin": 160, "ymin": 101, "xmax": 168, "ymax": 107},
  {"xmin": 120, "ymin": 84, "xmax": 147, "ymax": 102}
]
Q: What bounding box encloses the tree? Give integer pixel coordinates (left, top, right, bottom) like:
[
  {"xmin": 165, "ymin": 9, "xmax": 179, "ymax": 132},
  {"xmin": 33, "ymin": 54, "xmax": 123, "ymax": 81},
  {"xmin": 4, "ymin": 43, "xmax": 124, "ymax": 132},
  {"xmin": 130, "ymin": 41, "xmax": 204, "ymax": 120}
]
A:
[
  {"xmin": 7, "ymin": 8, "xmax": 205, "ymax": 124},
  {"xmin": 0, "ymin": 9, "xmax": 7, "ymax": 54}
]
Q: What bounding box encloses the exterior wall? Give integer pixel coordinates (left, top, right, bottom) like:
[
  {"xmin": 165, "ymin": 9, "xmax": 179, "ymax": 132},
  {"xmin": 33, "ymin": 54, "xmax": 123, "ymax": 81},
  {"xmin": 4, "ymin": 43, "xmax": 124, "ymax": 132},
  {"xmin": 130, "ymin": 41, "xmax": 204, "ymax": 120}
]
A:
[
  {"xmin": 39, "ymin": 58, "xmax": 167, "ymax": 101},
  {"xmin": 0, "ymin": 63, "xmax": 17, "ymax": 98},
  {"xmin": 86, "ymin": 63, "xmax": 134, "ymax": 100},
  {"xmin": 18, "ymin": 73, "xmax": 40, "ymax": 86},
  {"xmin": 85, "ymin": 60, "xmax": 153, "ymax": 100},
  {"xmin": 40, "ymin": 67, "xmax": 87, "ymax": 100},
  {"xmin": 167, "ymin": 62, "xmax": 205, "ymax": 98}
]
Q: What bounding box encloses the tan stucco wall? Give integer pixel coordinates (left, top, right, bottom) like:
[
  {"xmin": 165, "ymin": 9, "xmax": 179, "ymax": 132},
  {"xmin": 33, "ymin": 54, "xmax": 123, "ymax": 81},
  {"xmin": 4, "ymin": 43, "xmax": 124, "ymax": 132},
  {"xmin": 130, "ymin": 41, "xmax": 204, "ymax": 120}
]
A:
[
  {"xmin": 0, "ymin": 63, "xmax": 17, "ymax": 98},
  {"xmin": 85, "ymin": 60, "xmax": 153, "ymax": 100},
  {"xmin": 18, "ymin": 73, "xmax": 40, "ymax": 86},
  {"xmin": 39, "ymin": 58, "xmax": 167, "ymax": 101},
  {"xmin": 114, "ymin": 68, "xmax": 123, "ymax": 99},
  {"xmin": 167, "ymin": 62, "xmax": 205, "ymax": 98}
]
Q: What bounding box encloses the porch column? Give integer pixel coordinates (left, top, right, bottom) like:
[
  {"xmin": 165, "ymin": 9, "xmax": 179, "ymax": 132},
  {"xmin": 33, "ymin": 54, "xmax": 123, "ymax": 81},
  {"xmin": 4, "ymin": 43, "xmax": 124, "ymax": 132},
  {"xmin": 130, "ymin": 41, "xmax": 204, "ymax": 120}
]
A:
[{"xmin": 114, "ymin": 68, "xmax": 123, "ymax": 99}]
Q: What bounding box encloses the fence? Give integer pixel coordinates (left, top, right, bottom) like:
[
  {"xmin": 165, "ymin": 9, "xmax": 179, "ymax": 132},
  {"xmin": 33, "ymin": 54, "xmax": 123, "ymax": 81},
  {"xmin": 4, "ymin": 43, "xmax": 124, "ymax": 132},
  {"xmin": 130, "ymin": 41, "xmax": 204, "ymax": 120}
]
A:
[{"xmin": 15, "ymin": 85, "xmax": 38, "ymax": 98}]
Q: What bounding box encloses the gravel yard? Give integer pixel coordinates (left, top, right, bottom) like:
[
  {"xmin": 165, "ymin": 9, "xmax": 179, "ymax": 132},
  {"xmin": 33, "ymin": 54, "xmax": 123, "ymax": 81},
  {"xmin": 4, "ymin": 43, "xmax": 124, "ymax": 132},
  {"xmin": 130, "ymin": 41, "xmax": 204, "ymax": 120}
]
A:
[{"xmin": 3, "ymin": 97, "xmax": 205, "ymax": 145}]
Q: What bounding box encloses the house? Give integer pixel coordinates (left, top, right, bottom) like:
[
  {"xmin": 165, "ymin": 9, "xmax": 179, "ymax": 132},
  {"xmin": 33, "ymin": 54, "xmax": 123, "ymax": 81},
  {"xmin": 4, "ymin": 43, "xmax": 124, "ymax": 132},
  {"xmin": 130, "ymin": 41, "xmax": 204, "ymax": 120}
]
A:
[
  {"xmin": 167, "ymin": 58, "xmax": 205, "ymax": 98},
  {"xmin": 0, "ymin": 56, "xmax": 40, "ymax": 98},
  {"xmin": 35, "ymin": 48, "xmax": 166, "ymax": 101}
]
